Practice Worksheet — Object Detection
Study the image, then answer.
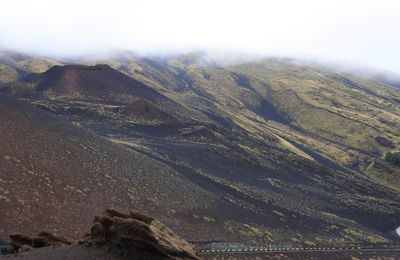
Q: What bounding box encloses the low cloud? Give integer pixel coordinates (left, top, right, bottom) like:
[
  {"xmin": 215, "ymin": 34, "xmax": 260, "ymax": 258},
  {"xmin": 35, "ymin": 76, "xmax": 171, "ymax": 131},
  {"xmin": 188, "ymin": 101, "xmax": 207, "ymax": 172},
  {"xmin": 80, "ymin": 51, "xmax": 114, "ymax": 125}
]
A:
[{"xmin": 0, "ymin": 0, "xmax": 399, "ymax": 73}]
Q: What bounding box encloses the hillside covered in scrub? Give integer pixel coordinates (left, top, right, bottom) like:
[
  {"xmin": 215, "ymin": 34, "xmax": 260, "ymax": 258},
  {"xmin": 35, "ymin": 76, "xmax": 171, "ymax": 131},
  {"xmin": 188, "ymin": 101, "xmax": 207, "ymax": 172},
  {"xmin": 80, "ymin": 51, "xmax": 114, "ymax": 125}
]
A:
[{"xmin": 0, "ymin": 50, "xmax": 399, "ymax": 247}]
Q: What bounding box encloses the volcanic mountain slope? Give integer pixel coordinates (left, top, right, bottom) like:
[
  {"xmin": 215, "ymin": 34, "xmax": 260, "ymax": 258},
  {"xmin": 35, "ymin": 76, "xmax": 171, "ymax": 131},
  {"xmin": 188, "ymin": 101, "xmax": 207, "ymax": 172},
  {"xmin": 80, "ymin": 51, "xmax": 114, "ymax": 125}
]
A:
[
  {"xmin": 0, "ymin": 64, "xmax": 19, "ymax": 83},
  {"xmin": 1, "ymin": 52, "xmax": 400, "ymax": 246},
  {"xmin": 11, "ymin": 63, "xmax": 211, "ymax": 130},
  {"xmin": 0, "ymin": 50, "xmax": 62, "ymax": 78},
  {"xmin": 0, "ymin": 93, "xmax": 247, "ymax": 242},
  {"xmin": 22, "ymin": 64, "xmax": 170, "ymax": 99},
  {"xmin": 80, "ymin": 51, "xmax": 400, "ymax": 191},
  {"xmin": 5, "ymin": 90, "xmax": 391, "ymax": 245}
]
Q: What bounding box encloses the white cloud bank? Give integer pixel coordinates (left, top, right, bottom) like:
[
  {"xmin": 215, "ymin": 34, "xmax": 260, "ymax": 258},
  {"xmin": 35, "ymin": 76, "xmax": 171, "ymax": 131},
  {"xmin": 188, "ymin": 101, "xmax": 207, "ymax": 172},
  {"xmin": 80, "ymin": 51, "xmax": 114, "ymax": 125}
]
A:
[{"xmin": 0, "ymin": 0, "xmax": 400, "ymax": 72}]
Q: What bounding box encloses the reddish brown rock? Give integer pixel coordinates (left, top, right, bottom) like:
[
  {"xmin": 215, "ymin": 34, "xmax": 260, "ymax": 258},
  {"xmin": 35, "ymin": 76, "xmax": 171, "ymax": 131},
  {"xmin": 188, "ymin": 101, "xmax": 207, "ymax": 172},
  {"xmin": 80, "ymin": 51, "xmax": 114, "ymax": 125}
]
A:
[
  {"xmin": 81, "ymin": 209, "xmax": 199, "ymax": 259},
  {"xmin": 4, "ymin": 210, "xmax": 198, "ymax": 259},
  {"xmin": 10, "ymin": 232, "xmax": 72, "ymax": 252},
  {"xmin": 32, "ymin": 232, "xmax": 72, "ymax": 248},
  {"xmin": 9, "ymin": 234, "xmax": 33, "ymax": 250}
]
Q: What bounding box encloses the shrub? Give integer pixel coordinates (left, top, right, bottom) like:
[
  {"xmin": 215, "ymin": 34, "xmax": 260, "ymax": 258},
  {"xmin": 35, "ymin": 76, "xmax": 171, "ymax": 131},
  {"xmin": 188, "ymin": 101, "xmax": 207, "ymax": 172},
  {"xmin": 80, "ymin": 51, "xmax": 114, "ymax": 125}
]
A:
[{"xmin": 385, "ymin": 151, "xmax": 400, "ymax": 166}]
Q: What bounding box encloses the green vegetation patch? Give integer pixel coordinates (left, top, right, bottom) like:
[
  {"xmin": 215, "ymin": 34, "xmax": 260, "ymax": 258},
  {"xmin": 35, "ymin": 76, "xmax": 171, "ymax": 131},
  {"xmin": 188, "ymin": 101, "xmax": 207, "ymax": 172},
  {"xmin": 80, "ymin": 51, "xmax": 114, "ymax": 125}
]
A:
[{"xmin": 385, "ymin": 151, "xmax": 400, "ymax": 166}]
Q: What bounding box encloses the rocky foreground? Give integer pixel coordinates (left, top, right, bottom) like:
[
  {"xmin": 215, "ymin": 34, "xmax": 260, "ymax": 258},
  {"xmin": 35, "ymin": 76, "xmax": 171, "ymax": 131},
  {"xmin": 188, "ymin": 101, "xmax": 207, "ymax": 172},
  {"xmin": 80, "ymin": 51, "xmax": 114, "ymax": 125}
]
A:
[{"xmin": 0, "ymin": 209, "xmax": 198, "ymax": 260}]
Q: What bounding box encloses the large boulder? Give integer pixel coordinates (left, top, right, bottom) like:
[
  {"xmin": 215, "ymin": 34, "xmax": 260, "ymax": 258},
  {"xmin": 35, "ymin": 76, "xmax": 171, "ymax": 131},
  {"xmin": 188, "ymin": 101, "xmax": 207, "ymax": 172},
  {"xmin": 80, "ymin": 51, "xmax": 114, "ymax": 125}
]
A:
[
  {"xmin": 2, "ymin": 209, "xmax": 198, "ymax": 259},
  {"xmin": 81, "ymin": 209, "xmax": 199, "ymax": 260}
]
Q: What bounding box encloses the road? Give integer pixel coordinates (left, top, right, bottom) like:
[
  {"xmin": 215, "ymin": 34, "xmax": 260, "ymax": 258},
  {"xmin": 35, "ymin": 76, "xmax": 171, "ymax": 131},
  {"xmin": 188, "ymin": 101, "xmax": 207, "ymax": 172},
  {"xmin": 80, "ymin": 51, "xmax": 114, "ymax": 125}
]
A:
[{"xmin": 194, "ymin": 243, "xmax": 400, "ymax": 256}]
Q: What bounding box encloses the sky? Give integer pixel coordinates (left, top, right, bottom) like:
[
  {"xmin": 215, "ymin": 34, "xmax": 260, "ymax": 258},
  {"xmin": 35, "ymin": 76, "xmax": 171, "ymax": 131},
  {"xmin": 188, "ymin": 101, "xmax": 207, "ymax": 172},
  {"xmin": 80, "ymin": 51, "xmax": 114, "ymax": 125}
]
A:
[{"xmin": 0, "ymin": 0, "xmax": 400, "ymax": 73}]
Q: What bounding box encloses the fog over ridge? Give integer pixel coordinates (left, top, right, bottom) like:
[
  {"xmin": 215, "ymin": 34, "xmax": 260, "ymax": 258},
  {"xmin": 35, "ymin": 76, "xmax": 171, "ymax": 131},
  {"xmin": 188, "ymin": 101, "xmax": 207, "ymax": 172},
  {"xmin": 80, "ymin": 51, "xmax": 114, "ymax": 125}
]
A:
[{"xmin": 1, "ymin": 0, "xmax": 399, "ymax": 73}]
